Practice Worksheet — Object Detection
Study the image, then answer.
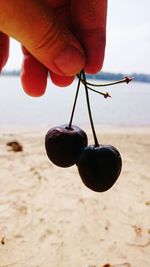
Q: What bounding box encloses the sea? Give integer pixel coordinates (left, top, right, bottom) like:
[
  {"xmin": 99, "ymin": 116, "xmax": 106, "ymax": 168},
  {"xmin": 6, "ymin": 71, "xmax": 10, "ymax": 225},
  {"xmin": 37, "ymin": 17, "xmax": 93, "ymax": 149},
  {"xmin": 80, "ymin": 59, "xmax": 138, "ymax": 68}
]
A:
[{"xmin": 0, "ymin": 76, "xmax": 150, "ymax": 128}]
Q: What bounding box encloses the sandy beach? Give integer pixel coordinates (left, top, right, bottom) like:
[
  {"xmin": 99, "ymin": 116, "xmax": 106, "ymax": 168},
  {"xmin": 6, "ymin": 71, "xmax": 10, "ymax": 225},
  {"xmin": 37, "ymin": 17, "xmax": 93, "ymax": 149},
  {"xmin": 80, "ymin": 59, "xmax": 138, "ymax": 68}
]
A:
[{"xmin": 0, "ymin": 126, "xmax": 150, "ymax": 267}]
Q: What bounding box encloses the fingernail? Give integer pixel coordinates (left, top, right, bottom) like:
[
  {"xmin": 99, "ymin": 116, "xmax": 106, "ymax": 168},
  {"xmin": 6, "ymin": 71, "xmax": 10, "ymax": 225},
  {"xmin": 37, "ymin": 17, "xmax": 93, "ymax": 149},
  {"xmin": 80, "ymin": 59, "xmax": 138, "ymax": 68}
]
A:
[{"xmin": 54, "ymin": 45, "xmax": 85, "ymax": 75}]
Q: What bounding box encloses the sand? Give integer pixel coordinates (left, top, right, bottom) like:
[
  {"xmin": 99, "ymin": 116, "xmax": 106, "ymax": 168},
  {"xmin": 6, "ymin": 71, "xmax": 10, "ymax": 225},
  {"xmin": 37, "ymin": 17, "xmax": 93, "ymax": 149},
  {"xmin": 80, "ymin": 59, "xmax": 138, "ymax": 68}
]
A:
[{"xmin": 0, "ymin": 126, "xmax": 150, "ymax": 267}]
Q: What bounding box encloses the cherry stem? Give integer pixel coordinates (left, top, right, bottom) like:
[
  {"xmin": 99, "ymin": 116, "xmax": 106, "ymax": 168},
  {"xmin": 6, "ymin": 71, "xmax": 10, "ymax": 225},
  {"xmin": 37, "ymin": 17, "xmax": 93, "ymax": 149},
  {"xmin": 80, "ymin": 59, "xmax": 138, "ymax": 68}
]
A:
[
  {"xmin": 68, "ymin": 71, "xmax": 82, "ymax": 129},
  {"xmin": 82, "ymin": 70, "xmax": 99, "ymax": 147},
  {"xmin": 77, "ymin": 75, "xmax": 133, "ymax": 87},
  {"xmin": 86, "ymin": 85, "xmax": 111, "ymax": 98}
]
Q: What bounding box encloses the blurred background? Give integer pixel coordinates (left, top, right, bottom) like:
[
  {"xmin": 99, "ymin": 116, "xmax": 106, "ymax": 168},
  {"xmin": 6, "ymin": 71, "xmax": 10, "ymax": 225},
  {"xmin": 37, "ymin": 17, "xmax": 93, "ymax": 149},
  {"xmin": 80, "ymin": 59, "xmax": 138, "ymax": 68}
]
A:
[{"xmin": 0, "ymin": 0, "xmax": 150, "ymax": 128}]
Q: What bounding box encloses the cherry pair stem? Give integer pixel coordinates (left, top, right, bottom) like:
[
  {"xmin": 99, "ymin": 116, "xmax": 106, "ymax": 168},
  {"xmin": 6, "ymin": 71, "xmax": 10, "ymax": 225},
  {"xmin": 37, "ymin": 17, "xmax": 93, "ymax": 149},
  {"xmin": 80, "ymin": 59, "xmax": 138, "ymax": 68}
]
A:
[
  {"xmin": 68, "ymin": 71, "xmax": 132, "ymax": 147},
  {"xmin": 68, "ymin": 70, "xmax": 99, "ymax": 147}
]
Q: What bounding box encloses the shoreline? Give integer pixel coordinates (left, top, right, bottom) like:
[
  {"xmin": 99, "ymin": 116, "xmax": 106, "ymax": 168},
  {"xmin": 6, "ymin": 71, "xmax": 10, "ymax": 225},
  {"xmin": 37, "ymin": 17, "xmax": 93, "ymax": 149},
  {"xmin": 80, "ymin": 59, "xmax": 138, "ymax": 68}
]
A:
[{"xmin": 0, "ymin": 123, "xmax": 150, "ymax": 133}]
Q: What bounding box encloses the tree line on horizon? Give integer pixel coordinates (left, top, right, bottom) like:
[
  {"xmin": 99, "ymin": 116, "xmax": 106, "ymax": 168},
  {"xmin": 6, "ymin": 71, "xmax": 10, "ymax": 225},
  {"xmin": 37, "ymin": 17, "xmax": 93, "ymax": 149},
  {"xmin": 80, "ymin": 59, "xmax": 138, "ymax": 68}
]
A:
[{"xmin": 1, "ymin": 69, "xmax": 150, "ymax": 83}]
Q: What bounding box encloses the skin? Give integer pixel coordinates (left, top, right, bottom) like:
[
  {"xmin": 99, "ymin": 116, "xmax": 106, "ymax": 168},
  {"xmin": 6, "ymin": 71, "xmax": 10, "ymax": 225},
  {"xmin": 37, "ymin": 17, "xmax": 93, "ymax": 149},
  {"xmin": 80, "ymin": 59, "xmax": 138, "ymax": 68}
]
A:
[{"xmin": 0, "ymin": 0, "xmax": 107, "ymax": 96}]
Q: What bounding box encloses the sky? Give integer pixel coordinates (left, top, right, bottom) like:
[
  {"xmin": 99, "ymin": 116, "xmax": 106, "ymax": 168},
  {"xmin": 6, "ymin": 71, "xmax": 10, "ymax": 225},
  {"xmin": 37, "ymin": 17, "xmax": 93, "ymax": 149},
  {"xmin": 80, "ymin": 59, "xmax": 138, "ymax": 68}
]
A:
[{"xmin": 3, "ymin": 0, "xmax": 150, "ymax": 74}]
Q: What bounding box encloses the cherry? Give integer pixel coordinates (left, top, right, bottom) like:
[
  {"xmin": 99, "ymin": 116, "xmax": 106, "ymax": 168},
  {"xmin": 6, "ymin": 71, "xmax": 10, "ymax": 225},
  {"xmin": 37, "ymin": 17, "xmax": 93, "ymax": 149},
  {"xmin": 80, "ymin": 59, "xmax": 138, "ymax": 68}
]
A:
[
  {"xmin": 77, "ymin": 144, "xmax": 122, "ymax": 192},
  {"xmin": 45, "ymin": 124, "xmax": 88, "ymax": 167}
]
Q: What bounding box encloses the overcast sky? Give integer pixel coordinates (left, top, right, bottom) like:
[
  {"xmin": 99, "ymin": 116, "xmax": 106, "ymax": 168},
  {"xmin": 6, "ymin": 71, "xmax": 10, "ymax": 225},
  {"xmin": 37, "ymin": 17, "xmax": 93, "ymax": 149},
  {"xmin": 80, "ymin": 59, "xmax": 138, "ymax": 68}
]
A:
[{"xmin": 4, "ymin": 0, "xmax": 150, "ymax": 74}]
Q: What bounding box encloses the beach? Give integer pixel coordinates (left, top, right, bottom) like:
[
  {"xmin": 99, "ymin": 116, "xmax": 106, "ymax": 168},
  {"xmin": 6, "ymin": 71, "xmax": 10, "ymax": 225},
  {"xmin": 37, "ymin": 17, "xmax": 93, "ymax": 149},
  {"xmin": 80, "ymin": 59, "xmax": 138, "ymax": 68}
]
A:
[{"xmin": 0, "ymin": 126, "xmax": 150, "ymax": 267}]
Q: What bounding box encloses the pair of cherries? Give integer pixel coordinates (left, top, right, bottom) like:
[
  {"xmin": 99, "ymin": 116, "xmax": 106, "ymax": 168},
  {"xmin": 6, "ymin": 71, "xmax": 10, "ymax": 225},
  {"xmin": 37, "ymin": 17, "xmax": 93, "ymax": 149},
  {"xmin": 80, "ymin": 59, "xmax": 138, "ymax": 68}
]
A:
[
  {"xmin": 44, "ymin": 71, "xmax": 129, "ymax": 193},
  {"xmin": 45, "ymin": 124, "xmax": 122, "ymax": 192}
]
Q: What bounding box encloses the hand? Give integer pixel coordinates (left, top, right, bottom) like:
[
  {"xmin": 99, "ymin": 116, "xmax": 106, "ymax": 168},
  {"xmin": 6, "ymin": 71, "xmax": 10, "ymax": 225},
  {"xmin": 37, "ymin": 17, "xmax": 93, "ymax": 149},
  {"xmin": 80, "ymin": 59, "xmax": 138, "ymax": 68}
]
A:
[{"xmin": 0, "ymin": 0, "xmax": 107, "ymax": 96}]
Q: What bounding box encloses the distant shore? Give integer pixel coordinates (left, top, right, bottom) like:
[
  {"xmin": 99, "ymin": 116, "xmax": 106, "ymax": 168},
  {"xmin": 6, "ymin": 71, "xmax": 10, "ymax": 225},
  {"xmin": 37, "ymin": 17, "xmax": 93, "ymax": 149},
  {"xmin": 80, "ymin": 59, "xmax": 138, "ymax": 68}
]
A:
[{"xmin": 1, "ymin": 69, "xmax": 150, "ymax": 83}]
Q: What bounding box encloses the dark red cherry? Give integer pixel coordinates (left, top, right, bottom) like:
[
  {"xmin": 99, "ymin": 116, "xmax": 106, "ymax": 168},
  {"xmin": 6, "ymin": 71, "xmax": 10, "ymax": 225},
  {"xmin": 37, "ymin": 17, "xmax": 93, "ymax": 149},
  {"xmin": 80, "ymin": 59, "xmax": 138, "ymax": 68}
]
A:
[
  {"xmin": 77, "ymin": 144, "xmax": 122, "ymax": 192},
  {"xmin": 45, "ymin": 124, "xmax": 88, "ymax": 167}
]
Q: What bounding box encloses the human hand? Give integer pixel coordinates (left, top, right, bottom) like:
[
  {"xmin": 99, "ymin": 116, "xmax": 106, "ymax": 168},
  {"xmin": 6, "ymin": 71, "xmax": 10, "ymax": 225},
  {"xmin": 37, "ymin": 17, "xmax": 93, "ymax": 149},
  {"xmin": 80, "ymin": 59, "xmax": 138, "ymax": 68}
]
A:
[{"xmin": 0, "ymin": 0, "xmax": 107, "ymax": 96}]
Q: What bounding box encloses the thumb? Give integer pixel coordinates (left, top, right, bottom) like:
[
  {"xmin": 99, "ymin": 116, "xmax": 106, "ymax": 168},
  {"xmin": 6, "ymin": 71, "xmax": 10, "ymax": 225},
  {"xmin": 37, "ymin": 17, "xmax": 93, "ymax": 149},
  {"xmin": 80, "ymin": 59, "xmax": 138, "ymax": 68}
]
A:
[{"xmin": 0, "ymin": 0, "xmax": 85, "ymax": 76}]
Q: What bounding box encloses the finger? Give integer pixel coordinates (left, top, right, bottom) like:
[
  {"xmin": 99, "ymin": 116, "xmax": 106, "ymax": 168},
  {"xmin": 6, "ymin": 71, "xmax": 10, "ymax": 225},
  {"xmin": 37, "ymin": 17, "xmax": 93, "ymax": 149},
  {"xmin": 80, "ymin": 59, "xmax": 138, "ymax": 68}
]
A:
[
  {"xmin": 22, "ymin": 45, "xmax": 74, "ymax": 89},
  {"xmin": 47, "ymin": 0, "xmax": 75, "ymax": 87},
  {"xmin": 71, "ymin": 0, "xmax": 107, "ymax": 74},
  {"xmin": 0, "ymin": 32, "xmax": 9, "ymax": 71},
  {"xmin": 50, "ymin": 71, "xmax": 74, "ymax": 87},
  {"xmin": 21, "ymin": 45, "xmax": 48, "ymax": 96},
  {"xmin": 0, "ymin": 0, "xmax": 85, "ymax": 76},
  {"xmin": 21, "ymin": 46, "xmax": 48, "ymax": 97},
  {"xmin": 21, "ymin": 1, "xmax": 74, "ymax": 91}
]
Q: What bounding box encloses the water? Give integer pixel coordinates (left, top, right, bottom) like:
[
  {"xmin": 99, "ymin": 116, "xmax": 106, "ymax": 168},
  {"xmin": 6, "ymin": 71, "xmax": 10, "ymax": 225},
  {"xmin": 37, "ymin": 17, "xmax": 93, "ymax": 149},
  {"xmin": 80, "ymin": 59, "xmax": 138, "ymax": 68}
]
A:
[{"xmin": 0, "ymin": 76, "xmax": 150, "ymax": 128}]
